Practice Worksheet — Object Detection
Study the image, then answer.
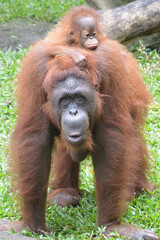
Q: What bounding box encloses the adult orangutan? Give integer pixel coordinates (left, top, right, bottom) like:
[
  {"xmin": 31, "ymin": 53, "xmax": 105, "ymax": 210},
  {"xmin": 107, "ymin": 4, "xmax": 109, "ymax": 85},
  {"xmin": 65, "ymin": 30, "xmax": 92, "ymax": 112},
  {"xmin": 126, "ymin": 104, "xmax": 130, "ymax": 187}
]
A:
[{"xmin": 0, "ymin": 6, "xmax": 159, "ymax": 240}]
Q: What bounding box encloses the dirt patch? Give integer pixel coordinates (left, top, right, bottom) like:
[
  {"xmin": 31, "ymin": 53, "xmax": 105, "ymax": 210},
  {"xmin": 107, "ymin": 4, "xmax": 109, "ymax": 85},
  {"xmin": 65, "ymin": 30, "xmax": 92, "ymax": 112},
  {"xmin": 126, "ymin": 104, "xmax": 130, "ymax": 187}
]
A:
[
  {"xmin": 0, "ymin": 232, "xmax": 37, "ymax": 240},
  {"xmin": 0, "ymin": 21, "xmax": 53, "ymax": 50},
  {"xmin": 1, "ymin": 20, "xmax": 160, "ymax": 51},
  {"xmin": 0, "ymin": 219, "xmax": 37, "ymax": 239}
]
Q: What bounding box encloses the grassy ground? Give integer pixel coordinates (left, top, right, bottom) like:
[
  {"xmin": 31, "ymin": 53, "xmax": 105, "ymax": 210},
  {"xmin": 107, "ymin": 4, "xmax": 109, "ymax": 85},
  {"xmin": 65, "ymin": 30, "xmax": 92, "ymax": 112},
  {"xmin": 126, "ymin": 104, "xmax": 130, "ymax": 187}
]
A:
[
  {"xmin": 0, "ymin": 1, "xmax": 160, "ymax": 239},
  {"xmin": 0, "ymin": 0, "xmax": 85, "ymax": 23}
]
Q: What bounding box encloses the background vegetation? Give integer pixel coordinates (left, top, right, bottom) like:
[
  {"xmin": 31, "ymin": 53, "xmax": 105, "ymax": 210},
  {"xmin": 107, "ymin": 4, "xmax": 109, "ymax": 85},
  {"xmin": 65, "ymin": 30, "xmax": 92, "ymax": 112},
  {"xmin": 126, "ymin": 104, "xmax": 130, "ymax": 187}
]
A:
[
  {"xmin": 0, "ymin": 0, "xmax": 85, "ymax": 23},
  {"xmin": 0, "ymin": 0, "xmax": 160, "ymax": 239}
]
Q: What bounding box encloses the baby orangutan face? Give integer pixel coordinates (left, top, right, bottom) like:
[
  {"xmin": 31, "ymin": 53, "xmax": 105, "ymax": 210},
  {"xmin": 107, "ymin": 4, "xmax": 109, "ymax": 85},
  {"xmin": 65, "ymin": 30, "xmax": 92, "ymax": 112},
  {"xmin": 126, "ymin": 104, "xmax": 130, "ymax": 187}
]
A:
[{"xmin": 69, "ymin": 16, "xmax": 98, "ymax": 50}]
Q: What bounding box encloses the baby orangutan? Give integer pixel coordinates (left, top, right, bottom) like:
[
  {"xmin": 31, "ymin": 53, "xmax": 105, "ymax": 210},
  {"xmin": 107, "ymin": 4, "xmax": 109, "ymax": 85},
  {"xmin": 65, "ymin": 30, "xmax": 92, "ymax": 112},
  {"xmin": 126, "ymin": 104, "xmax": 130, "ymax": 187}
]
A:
[{"xmin": 44, "ymin": 6, "xmax": 104, "ymax": 66}]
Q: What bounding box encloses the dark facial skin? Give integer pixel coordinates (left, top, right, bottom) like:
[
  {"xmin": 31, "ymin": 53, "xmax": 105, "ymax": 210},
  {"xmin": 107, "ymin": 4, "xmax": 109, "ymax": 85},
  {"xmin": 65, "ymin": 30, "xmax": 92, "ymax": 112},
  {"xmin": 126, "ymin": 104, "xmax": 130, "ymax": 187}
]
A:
[
  {"xmin": 71, "ymin": 16, "xmax": 98, "ymax": 50},
  {"xmin": 50, "ymin": 76, "xmax": 98, "ymax": 161}
]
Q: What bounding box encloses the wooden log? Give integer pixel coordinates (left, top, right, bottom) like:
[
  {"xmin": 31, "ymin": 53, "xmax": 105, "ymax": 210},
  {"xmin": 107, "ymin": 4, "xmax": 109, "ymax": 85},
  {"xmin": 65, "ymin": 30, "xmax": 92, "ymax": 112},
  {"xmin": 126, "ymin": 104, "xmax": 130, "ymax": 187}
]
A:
[
  {"xmin": 99, "ymin": 0, "xmax": 160, "ymax": 43},
  {"xmin": 85, "ymin": 0, "xmax": 134, "ymax": 9}
]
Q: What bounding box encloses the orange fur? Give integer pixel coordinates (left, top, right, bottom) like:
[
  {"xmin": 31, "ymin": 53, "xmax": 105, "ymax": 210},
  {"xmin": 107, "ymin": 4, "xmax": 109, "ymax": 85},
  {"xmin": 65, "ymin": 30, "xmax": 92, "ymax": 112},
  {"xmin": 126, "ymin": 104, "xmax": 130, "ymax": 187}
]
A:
[{"xmin": 1, "ymin": 6, "xmax": 155, "ymax": 239}]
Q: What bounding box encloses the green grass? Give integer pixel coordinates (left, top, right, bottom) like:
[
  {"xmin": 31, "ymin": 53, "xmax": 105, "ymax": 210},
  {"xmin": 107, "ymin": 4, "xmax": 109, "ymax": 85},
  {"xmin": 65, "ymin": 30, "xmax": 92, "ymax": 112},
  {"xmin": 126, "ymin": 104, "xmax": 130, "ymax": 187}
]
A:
[
  {"xmin": 0, "ymin": 0, "xmax": 86, "ymax": 23},
  {"xmin": 0, "ymin": 45, "xmax": 160, "ymax": 239}
]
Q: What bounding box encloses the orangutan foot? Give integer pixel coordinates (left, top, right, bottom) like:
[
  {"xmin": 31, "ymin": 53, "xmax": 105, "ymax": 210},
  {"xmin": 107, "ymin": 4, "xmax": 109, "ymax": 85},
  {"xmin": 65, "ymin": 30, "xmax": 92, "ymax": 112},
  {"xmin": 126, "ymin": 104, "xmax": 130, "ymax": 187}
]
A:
[
  {"xmin": 103, "ymin": 222, "xmax": 159, "ymax": 240},
  {"xmin": 48, "ymin": 187, "xmax": 80, "ymax": 207}
]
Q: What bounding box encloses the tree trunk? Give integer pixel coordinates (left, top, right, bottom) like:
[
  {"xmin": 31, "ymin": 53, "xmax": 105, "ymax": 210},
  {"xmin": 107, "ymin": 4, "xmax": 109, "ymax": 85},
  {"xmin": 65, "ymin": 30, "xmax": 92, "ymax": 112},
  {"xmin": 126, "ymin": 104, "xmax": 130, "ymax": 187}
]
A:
[
  {"xmin": 99, "ymin": 0, "xmax": 160, "ymax": 43},
  {"xmin": 85, "ymin": 0, "xmax": 134, "ymax": 9}
]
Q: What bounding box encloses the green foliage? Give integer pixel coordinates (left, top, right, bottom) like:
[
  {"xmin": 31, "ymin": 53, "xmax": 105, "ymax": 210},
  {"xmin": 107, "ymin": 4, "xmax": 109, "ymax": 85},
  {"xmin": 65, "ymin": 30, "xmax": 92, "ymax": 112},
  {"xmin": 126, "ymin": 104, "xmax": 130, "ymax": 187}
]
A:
[
  {"xmin": 0, "ymin": 45, "xmax": 160, "ymax": 239},
  {"xmin": 0, "ymin": 0, "xmax": 86, "ymax": 23}
]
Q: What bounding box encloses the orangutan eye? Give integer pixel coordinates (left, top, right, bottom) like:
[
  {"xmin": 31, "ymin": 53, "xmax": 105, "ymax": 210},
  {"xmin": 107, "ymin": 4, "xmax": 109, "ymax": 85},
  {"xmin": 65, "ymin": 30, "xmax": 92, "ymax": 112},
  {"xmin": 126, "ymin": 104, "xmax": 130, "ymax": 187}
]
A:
[
  {"xmin": 93, "ymin": 32, "xmax": 97, "ymax": 37},
  {"xmin": 85, "ymin": 33, "xmax": 90, "ymax": 38},
  {"xmin": 60, "ymin": 97, "xmax": 70, "ymax": 107},
  {"xmin": 75, "ymin": 96, "xmax": 85, "ymax": 106}
]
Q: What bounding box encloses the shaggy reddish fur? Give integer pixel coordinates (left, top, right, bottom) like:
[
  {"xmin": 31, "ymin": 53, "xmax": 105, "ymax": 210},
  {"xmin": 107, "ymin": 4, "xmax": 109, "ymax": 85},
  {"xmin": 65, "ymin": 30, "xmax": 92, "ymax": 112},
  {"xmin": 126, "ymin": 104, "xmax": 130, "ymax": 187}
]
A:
[{"xmin": 0, "ymin": 6, "xmax": 154, "ymax": 237}]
